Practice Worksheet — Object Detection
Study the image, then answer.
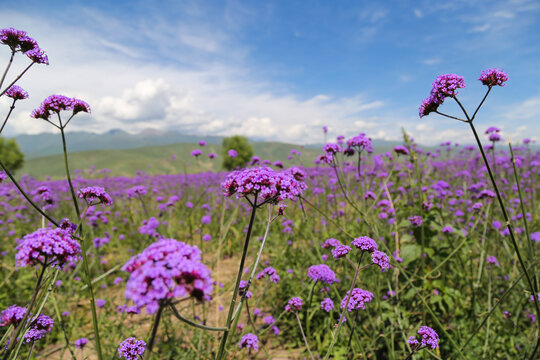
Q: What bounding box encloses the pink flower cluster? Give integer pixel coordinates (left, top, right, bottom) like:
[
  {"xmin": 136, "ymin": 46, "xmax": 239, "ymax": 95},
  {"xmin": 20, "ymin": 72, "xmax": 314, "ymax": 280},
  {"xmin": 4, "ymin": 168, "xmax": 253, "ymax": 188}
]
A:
[{"xmin": 122, "ymin": 239, "xmax": 213, "ymax": 314}]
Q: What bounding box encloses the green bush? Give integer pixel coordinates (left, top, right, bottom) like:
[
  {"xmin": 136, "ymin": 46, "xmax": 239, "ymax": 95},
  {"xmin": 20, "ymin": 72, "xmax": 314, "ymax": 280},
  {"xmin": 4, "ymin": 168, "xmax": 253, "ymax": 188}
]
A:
[
  {"xmin": 0, "ymin": 137, "xmax": 24, "ymax": 173},
  {"xmin": 221, "ymin": 135, "xmax": 253, "ymax": 170}
]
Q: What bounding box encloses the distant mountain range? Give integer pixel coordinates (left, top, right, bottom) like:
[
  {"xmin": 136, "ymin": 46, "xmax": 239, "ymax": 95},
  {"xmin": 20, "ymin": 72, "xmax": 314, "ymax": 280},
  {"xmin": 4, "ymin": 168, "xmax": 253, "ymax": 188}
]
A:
[{"xmin": 12, "ymin": 129, "xmax": 402, "ymax": 159}]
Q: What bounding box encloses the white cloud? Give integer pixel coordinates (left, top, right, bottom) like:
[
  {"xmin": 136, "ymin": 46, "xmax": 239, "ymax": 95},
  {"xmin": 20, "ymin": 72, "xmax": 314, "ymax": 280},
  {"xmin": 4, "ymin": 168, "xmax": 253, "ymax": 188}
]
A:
[
  {"xmin": 421, "ymin": 58, "xmax": 441, "ymax": 65},
  {"xmin": 413, "ymin": 9, "xmax": 423, "ymax": 18}
]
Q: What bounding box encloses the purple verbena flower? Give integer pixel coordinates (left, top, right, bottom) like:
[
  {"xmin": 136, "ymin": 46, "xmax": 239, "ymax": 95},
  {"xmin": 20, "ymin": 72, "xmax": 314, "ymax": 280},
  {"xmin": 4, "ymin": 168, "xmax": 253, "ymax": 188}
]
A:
[
  {"xmin": 15, "ymin": 227, "xmax": 81, "ymax": 269},
  {"xmin": 25, "ymin": 47, "xmax": 49, "ymax": 64},
  {"xmin": 0, "ymin": 305, "xmax": 27, "ymax": 326},
  {"xmin": 77, "ymin": 186, "xmax": 112, "ymax": 206},
  {"xmin": 351, "ymin": 236, "xmax": 378, "ymax": 252},
  {"xmin": 228, "ymin": 149, "xmax": 238, "ymax": 158},
  {"xmin": 479, "ymin": 68, "xmax": 509, "ymax": 87},
  {"xmin": 332, "ymin": 244, "xmax": 351, "ymax": 259},
  {"xmin": 118, "ymin": 337, "xmax": 146, "ymax": 360},
  {"xmin": 487, "ymin": 256, "xmax": 500, "ymax": 267},
  {"xmin": 419, "ymin": 95, "xmax": 441, "ymax": 118},
  {"xmin": 24, "ymin": 314, "xmax": 54, "ymax": 342},
  {"xmin": 340, "ymin": 288, "xmax": 374, "ymax": 312},
  {"xmin": 371, "ymin": 250, "xmax": 390, "ymax": 272},
  {"xmin": 321, "ymin": 297, "xmax": 334, "ymax": 312},
  {"xmin": 418, "ymin": 326, "xmax": 440, "ymax": 349},
  {"xmin": 222, "ymin": 167, "xmax": 306, "ymax": 205},
  {"xmin": 191, "ymin": 149, "xmax": 203, "ymax": 157},
  {"xmin": 285, "ymin": 297, "xmax": 303, "ymax": 312},
  {"xmin": 122, "ymin": 239, "xmax": 213, "ymax": 313},
  {"xmin": 322, "ymin": 238, "xmax": 340, "ymax": 249},
  {"xmin": 5, "ymin": 85, "xmax": 29, "ymax": 100},
  {"xmin": 393, "ymin": 145, "xmax": 409, "ymax": 156},
  {"xmin": 307, "ymin": 264, "xmax": 336, "ymax": 284},
  {"xmin": 430, "ymin": 73, "xmax": 466, "ymax": 101},
  {"xmin": 409, "ymin": 215, "xmax": 423, "ymax": 227},
  {"xmin": 74, "ymin": 338, "xmax": 89, "ymax": 349},
  {"xmin": 238, "ymin": 333, "xmax": 259, "ymax": 352}
]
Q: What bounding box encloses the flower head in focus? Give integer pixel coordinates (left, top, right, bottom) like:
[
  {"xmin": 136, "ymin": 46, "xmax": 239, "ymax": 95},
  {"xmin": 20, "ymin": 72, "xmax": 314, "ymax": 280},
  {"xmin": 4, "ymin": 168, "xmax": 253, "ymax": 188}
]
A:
[
  {"xmin": 5, "ymin": 85, "xmax": 29, "ymax": 100},
  {"xmin": 15, "ymin": 227, "xmax": 81, "ymax": 269},
  {"xmin": 77, "ymin": 186, "xmax": 112, "ymax": 206},
  {"xmin": 307, "ymin": 264, "xmax": 336, "ymax": 284},
  {"xmin": 479, "ymin": 68, "xmax": 508, "ymax": 87},
  {"xmin": 118, "ymin": 337, "xmax": 146, "ymax": 360}
]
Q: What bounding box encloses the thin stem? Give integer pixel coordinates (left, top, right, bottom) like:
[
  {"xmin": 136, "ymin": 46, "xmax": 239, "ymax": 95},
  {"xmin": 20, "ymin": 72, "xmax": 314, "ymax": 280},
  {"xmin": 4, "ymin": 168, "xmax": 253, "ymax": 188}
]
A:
[
  {"xmin": 0, "ymin": 62, "xmax": 34, "ymax": 97},
  {"xmin": 323, "ymin": 253, "xmax": 364, "ymax": 360},
  {"xmin": 169, "ymin": 304, "xmax": 227, "ymax": 332},
  {"xmin": 346, "ymin": 311, "xmax": 360, "ymax": 354},
  {"xmin": 146, "ymin": 304, "xmax": 164, "ymax": 357},
  {"xmin": 305, "ymin": 280, "xmax": 317, "ymax": 341},
  {"xmin": 59, "ymin": 121, "xmax": 81, "ymax": 219},
  {"xmin": 471, "ymin": 87, "xmax": 492, "ymax": 122},
  {"xmin": 434, "ymin": 111, "xmax": 468, "ymax": 122},
  {"xmin": 295, "ymin": 312, "xmax": 315, "ymax": 360},
  {"xmin": 0, "ymin": 50, "xmax": 15, "ymax": 90},
  {"xmin": 58, "ymin": 121, "xmax": 103, "ymax": 360},
  {"xmin": 0, "ymin": 159, "xmax": 59, "ymax": 226},
  {"xmin": 508, "ymin": 140, "xmax": 537, "ymax": 291},
  {"xmin": 456, "ymin": 96, "xmax": 540, "ymax": 359},
  {"xmin": 0, "ymin": 99, "xmax": 16, "ymax": 134},
  {"xmin": 3, "ymin": 264, "xmax": 47, "ymax": 359},
  {"xmin": 216, "ymin": 195, "xmax": 258, "ymax": 360},
  {"xmin": 25, "ymin": 342, "xmax": 35, "ymax": 360}
]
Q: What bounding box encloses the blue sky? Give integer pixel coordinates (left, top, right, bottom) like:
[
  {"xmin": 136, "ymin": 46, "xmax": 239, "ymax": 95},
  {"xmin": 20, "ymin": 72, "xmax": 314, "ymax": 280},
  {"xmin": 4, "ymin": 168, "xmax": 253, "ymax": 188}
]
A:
[{"xmin": 1, "ymin": 0, "xmax": 539, "ymax": 145}]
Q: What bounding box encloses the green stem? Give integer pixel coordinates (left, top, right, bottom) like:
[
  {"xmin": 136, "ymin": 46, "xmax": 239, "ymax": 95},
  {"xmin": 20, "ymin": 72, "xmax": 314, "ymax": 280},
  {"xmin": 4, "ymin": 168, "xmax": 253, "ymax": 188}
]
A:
[
  {"xmin": 0, "ymin": 99, "xmax": 16, "ymax": 134},
  {"xmin": 0, "ymin": 159, "xmax": 59, "ymax": 225},
  {"xmin": 323, "ymin": 253, "xmax": 364, "ymax": 360},
  {"xmin": 146, "ymin": 304, "xmax": 164, "ymax": 357},
  {"xmin": 216, "ymin": 195, "xmax": 258, "ymax": 360},
  {"xmin": 295, "ymin": 312, "xmax": 315, "ymax": 360},
  {"xmin": 59, "ymin": 122, "xmax": 103, "ymax": 360},
  {"xmin": 3, "ymin": 264, "xmax": 47, "ymax": 359},
  {"xmin": 0, "ymin": 50, "xmax": 15, "ymax": 90},
  {"xmin": 0, "ymin": 62, "xmax": 34, "ymax": 97},
  {"xmin": 453, "ymin": 96, "xmax": 540, "ymax": 359},
  {"xmin": 305, "ymin": 280, "xmax": 317, "ymax": 342}
]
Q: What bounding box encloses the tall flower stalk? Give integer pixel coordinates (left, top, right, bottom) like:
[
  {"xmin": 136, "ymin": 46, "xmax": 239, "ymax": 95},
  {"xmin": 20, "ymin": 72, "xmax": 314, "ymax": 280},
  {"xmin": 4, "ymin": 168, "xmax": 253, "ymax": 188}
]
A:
[
  {"xmin": 216, "ymin": 166, "xmax": 306, "ymax": 359},
  {"xmin": 420, "ymin": 69, "xmax": 540, "ymax": 358}
]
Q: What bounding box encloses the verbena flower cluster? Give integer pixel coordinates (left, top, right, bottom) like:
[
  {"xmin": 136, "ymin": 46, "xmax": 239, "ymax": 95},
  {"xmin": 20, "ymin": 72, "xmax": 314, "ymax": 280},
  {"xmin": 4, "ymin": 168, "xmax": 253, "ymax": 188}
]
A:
[
  {"xmin": 321, "ymin": 297, "xmax": 334, "ymax": 312},
  {"xmin": 351, "ymin": 236, "xmax": 378, "ymax": 252},
  {"xmin": 0, "ymin": 27, "xmax": 48, "ymax": 64},
  {"xmin": 307, "ymin": 264, "xmax": 336, "ymax": 284},
  {"xmin": 0, "ymin": 305, "xmax": 26, "ymax": 326},
  {"xmin": 257, "ymin": 266, "xmax": 280, "ymax": 283},
  {"xmin": 371, "ymin": 250, "xmax": 390, "ymax": 272},
  {"xmin": 419, "ymin": 74, "xmax": 465, "ymax": 118},
  {"xmin": 118, "ymin": 337, "xmax": 146, "ymax": 360},
  {"xmin": 222, "ymin": 167, "xmax": 307, "ymax": 205},
  {"xmin": 479, "ymin": 68, "xmax": 509, "ymax": 87},
  {"xmin": 24, "ymin": 314, "xmax": 54, "ymax": 342},
  {"xmin": 15, "ymin": 227, "xmax": 81, "ymax": 269},
  {"xmin": 285, "ymin": 297, "xmax": 303, "ymax": 312},
  {"xmin": 5, "ymin": 85, "xmax": 29, "ymax": 100},
  {"xmin": 31, "ymin": 95, "xmax": 90, "ymax": 121},
  {"xmin": 77, "ymin": 186, "xmax": 113, "ymax": 206},
  {"xmin": 340, "ymin": 288, "xmax": 374, "ymax": 312},
  {"xmin": 238, "ymin": 333, "xmax": 259, "ymax": 352},
  {"xmin": 409, "ymin": 326, "xmax": 440, "ymax": 350},
  {"xmin": 122, "ymin": 238, "xmax": 213, "ymax": 313}
]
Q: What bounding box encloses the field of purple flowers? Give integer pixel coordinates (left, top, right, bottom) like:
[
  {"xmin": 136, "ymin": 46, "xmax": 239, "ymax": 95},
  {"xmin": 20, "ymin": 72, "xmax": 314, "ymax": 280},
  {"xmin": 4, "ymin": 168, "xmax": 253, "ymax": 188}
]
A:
[{"xmin": 1, "ymin": 27, "xmax": 540, "ymax": 360}]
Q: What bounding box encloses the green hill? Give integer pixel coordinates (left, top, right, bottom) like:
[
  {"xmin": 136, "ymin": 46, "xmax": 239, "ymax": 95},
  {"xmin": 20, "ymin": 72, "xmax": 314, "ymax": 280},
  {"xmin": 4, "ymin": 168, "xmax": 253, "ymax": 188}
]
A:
[{"xmin": 19, "ymin": 142, "xmax": 319, "ymax": 179}]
